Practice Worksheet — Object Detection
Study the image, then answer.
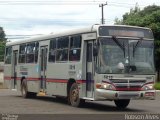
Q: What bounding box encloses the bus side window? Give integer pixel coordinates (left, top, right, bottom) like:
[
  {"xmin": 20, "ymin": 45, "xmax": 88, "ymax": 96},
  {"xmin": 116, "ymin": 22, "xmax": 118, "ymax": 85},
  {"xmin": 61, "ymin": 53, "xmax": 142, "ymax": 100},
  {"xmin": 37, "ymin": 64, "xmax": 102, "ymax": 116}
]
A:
[
  {"xmin": 35, "ymin": 42, "xmax": 39, "ymax": 63},
  {"xmin": 26, "ymin": 42, "xmax": 35, "ymax": 63},
  {"xmin": 56, "ymin": 37, "xmax": 69, "ymax": 61},
  {"xmin": 5, "ymin": 47, "xmax": 12, "ymax": 64},
  {"xmin": 19, "ymin": 44, "xmax": 26, "ymax": 63},
  {"xmin": 69, "ymin": 35, "xmax": 81, "ymax": 61},
  {"xmin": 49, "ymin": 39, "xmax": 56, "ymax": 62}
]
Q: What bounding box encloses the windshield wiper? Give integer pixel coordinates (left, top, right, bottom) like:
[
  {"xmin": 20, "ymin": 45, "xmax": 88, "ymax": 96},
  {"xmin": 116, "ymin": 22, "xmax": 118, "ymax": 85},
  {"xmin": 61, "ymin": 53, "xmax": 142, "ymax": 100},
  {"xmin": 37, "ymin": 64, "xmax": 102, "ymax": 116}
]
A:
[
  {"xmin": 133, "ymin": 38, "xmax": 143, "ymax": 57},
  {"xmin": 112, "ymin": 36, "xmax": 125, "ymax": 57}
]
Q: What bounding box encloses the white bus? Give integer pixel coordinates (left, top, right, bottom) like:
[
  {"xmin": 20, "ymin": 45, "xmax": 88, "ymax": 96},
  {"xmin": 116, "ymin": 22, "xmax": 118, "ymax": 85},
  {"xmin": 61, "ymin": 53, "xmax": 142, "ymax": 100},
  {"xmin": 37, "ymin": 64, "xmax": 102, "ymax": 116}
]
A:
[{"xmin": 4, "ymin": 24, "xmax": 155, "ymax": 109}]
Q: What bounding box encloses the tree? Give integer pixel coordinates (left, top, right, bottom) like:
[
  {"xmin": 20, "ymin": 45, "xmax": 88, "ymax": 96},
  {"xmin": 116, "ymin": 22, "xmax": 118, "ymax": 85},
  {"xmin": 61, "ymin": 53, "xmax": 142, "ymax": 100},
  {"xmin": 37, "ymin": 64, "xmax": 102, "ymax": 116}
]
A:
[
  {"xmin": 0, "ymin": 27, "xmax": 7, "ymax": 62},
  {"xmin": 114, "ymin": 5, "xmax": 160, "ymax": 81}
]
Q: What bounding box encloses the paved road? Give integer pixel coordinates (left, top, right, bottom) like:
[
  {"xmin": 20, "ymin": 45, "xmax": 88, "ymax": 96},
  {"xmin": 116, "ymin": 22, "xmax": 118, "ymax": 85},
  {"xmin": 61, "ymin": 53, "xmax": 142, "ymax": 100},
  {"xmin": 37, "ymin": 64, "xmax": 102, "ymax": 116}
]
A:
[{"xmin": 0, "ymin": 89, "xmax": 160, "ymax": 114}]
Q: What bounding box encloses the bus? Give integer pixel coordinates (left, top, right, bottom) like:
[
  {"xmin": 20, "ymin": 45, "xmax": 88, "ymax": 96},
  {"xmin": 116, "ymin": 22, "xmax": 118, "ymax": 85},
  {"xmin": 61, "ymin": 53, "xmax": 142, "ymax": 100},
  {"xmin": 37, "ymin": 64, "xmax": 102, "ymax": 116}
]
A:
[{"xmin": 4, "ymin": 24, "xmax": 155, "ymax": 109}]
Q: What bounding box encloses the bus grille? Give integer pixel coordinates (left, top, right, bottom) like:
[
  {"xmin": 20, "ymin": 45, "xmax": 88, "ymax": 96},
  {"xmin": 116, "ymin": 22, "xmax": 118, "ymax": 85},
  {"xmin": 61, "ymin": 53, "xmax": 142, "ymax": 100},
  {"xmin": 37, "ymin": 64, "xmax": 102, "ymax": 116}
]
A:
[{"xmin": 110, "ymin": 79, "xmax": 146, "ymax": 91}]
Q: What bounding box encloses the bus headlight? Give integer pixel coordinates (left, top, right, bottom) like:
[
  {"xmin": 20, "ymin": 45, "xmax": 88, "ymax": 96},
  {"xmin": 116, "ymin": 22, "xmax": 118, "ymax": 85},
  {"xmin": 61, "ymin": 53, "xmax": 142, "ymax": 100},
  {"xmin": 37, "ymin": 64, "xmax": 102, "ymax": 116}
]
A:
[
  {"xmin": 141, "ymin": 83, "xmax": 154, "ymax": 91},
  {"xmin": 96, "ymin": 83, "xmax": 116, "ymax": 90}
]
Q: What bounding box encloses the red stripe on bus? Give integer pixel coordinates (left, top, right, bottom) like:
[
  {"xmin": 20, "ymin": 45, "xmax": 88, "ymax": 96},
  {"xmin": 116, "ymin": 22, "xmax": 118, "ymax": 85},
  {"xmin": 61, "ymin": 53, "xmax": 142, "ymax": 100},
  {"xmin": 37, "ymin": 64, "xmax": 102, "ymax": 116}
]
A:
[
  {"xmin": 46, "ymin": 79, "xmax": 68, "ymax": 83},
  {"xmin": 77, "ymin": 80, "xmax": 86, "ymax": 83},
  {"xmin": 4, "ymin": 77, "xmax": 12, "ymax": 80},
  {"xmin": 4, "ymin": 77, "xmax": 40, "ymax": 81},
  {"xmin": 27, "ymin": 78, "xmax": 40, "ymax": 81},
  {"xmin": 46, "ymin": 79, "xmax": 86, "ymax": 83},
  {"xmin": 17, "ymin": 77, "xmax": 22, "ymax": 80},
  {"xmin": 4, "ymin": 76, "xmax": 86, "ymax": 84},
  {"xmin": 4, "ymin": 77, "xmax": 20, "ymax": 80}
]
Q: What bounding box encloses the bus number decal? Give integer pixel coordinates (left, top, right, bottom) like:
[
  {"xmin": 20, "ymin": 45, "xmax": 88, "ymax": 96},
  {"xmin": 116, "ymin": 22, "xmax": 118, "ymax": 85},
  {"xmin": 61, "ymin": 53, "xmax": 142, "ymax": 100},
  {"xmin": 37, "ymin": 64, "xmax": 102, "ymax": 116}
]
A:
[
  {"xmin": 69, "ymin": 65, "xmax": 75, "ymax": 70},
  {"xmin": 20, "ymin": 66, "xmax": 28, "ymax": 76},
  {"xmin": 69, "ymin": 64, "xmax": 76, "ymax": 76},
  {"xmin": 104, "ymin": 75, "xmax": 113, "ymax": 79}
]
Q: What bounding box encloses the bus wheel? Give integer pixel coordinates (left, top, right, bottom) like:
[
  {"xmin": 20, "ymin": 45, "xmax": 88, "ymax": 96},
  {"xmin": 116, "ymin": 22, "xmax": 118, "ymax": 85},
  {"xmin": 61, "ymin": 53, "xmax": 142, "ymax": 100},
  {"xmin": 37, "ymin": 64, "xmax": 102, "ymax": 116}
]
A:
[
  {"xmin": 114, "ymin": 99, "xmax": 130, "ymax": 109},
  {"xmin": 21, "ymin": 80, "xmax": 36, "ymax": 98},
  {"xmin": 68, "ymin": 83, "xmax": 84, "ymax": 107}
]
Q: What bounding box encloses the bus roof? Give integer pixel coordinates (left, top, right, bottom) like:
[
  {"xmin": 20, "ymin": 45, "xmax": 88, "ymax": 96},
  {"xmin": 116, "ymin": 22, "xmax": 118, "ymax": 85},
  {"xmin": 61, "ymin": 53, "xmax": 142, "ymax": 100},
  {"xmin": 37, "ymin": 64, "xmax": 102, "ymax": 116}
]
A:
[{"xmin": 6, "ymin": 24, "xmax": 152, "ymax": 46}]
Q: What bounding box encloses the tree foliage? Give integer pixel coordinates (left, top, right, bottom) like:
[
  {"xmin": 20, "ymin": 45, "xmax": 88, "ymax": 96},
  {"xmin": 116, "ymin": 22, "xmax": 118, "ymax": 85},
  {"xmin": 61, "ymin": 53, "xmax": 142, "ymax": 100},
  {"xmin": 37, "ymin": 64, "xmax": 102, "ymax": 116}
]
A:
[
  {"xmin": 0, "ymin": 27, "xmax": 7, "ymax": 62},
  {"xmin": 114, "ymin": 5, "xmax": 160, "ymax": 72}
]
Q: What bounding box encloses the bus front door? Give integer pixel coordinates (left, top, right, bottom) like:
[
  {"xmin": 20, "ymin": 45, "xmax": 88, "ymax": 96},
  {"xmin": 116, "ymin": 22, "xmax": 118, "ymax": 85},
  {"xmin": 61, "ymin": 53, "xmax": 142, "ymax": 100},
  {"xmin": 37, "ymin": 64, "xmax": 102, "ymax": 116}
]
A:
[
  {"xmin": 12, "ymin": 50, "xmax": 18, "ymax": 89},
  {"xmin": 86, "ymin": 41, "xmax": 94, "ymax": 98},
  {"xmin": 40, "ymin": 46, "xmax": 48, "ymax": 93}
]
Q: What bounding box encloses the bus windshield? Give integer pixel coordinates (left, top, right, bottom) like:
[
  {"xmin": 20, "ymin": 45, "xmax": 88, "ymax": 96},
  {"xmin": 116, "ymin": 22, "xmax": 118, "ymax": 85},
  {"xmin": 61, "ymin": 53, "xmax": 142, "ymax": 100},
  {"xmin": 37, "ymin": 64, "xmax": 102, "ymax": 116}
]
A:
[{"xmin": 97, "ymin": 37, "xmax": 155, "ymax": 75}]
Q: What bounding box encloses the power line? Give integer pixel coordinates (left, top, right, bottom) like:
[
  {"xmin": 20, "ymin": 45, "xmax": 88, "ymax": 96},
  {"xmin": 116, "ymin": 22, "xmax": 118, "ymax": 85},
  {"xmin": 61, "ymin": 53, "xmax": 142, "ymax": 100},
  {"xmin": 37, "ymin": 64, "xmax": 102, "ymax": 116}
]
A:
[
  {"xmin": 0, "ymin": 1, "xmax": 107, "ymax": 5},
  {"xmin": 0, "ymin": 17, "xmax": 113, "ymax": 22},
  {"xmin": 109, "ymin": 1, "xmax": 160, "ymax": 6},
  {"xmin": 0, "ymin": 18, "xmax": 106, "ymax": 21},
  {"xmin": 0, "ymin": 0, "xmax": 105, "ymax": 2},
  {"xmin": 0, "ymin": 1, "xmax": 158, "ymax": 6},
  {"xmin": 0, "ymin": 19, "xmax": 113, "ymax": 24}
]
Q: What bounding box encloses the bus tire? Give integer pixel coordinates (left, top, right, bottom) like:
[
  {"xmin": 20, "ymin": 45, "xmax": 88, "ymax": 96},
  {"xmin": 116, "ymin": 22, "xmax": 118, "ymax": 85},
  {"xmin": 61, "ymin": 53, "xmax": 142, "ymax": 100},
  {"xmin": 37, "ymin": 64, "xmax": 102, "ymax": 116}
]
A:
[
  {"xmin": 21, "ymin": 80, "xmax": 36, "ymax": 98},
  {"xmin": 114, "ymin": 99, "xmax": 130, "ymax": 109},
  {"xmin": 68, "ymin": 83, "xmax": 85, "ymax": 107}
]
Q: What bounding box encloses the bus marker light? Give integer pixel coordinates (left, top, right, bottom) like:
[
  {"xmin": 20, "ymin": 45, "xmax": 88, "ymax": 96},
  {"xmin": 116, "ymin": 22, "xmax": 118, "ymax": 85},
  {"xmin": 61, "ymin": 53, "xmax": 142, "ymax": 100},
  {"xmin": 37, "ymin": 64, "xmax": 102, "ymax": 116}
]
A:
[
  {"xmin": 145, "ymin": 92, "xmax": 154, "ymax": 96},
  {"xmin": 96, "ymin": 83, "xmax": 102, "ymax": 89}
]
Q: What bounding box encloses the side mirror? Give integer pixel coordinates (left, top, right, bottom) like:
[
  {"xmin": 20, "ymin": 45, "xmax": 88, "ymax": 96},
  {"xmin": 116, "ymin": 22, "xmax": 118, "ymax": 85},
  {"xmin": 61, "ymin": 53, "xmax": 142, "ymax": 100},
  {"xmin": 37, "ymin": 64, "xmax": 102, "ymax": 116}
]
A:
[{"xmin": 93, "ymin": 44, "xmax": 98, "ymax": 57}]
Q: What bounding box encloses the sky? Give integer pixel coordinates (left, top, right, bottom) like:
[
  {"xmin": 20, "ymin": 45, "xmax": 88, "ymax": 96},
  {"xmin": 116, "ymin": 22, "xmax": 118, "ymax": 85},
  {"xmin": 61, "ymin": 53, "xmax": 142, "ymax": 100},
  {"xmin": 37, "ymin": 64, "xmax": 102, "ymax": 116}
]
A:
[{"xmin": 0, "ymin": 0, "xmax": 160, "ymax": 40}]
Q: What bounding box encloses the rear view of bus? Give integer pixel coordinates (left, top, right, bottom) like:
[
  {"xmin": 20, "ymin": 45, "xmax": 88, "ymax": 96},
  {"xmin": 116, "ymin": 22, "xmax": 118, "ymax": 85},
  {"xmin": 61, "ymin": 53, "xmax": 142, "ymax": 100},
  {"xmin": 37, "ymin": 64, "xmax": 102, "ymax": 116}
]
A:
[{"xmin": 94, "ymin": 25, "xmax": 155, "ymax": 109}]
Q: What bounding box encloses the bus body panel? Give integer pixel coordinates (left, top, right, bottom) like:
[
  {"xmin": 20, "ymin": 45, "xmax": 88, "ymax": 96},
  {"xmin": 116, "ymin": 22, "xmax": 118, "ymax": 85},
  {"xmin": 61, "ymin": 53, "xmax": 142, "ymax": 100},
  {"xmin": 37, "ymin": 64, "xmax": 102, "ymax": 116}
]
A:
[
  {"xmin": 46, "ymin": 63, "xmax": 83, "ymax": 96},
  {"xmin": 18, "ymin": 64, "xmax": 40, "ymax": 93},
  {"xmin": 4, "ymin": 65, "xmax": 12, "ymax": 89},
  {"xmin": 3, "ymin": 25, "xmax": 155, "ymax": 105}
]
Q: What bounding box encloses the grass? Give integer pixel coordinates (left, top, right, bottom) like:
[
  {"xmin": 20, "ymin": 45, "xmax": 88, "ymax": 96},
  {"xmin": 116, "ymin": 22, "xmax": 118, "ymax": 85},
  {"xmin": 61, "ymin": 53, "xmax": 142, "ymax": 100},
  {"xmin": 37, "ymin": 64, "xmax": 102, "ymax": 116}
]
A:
[{"xmin": 154, "ymin": 82, "xmax": 160, "ymax": 90}]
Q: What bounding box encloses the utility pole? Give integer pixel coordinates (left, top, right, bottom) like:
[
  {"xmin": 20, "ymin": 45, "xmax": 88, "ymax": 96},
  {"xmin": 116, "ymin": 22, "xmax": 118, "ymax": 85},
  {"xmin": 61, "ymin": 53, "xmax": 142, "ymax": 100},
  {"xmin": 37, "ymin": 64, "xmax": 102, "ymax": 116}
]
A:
[{"xmin": 99, "ymin": 2, "xmax": 107, "ymax": 24}]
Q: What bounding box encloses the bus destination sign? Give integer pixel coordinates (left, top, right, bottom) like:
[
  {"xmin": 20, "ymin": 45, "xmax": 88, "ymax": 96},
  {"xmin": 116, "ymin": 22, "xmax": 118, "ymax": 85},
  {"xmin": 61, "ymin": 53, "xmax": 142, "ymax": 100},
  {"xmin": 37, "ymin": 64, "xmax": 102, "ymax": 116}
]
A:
[{"xmin": 99, "ymin": 26, "xmax": 153, "ymax": 39}]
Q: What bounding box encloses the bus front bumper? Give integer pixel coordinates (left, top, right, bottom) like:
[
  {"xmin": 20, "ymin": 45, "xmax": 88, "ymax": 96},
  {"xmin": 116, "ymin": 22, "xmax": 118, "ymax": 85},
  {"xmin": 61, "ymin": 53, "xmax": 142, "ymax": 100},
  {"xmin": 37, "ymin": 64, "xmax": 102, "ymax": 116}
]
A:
[{"xmin": 95, "ymin": 89, "xmax": 156, "ymax": 100}]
